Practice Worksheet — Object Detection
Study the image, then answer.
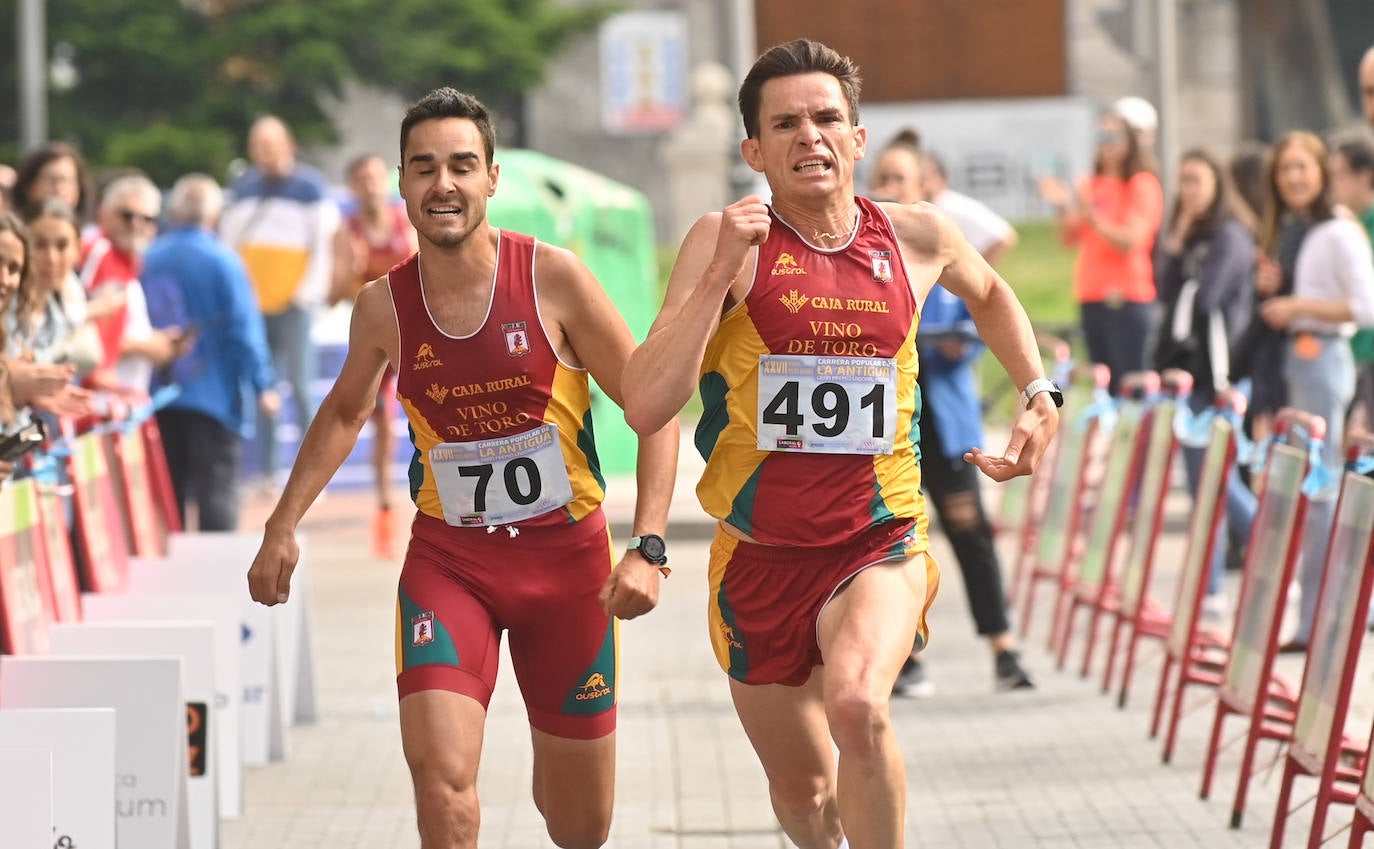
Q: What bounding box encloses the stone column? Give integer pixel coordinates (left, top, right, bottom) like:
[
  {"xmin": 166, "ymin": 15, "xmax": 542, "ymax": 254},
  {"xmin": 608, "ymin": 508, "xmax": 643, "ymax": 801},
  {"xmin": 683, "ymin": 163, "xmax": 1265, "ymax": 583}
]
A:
[{"xmin": 660, "ymin": 62, "xmax": 737, "ymax": 244}]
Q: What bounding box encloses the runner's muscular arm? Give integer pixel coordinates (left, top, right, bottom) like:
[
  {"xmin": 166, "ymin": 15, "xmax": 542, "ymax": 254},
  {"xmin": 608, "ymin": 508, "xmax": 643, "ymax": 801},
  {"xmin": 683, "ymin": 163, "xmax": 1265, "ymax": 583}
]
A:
[
  {"xmin": 248, "ymin": 278, "xmax": 394, "ymax": 606},
  {"xmin": 623, "ymin": 196, "xmax": 771, "ymax": 434},
  {"xmin": 890, "ymin": 203, "xmax": 1059, "ymax": 481},
  {"xmin": 539, "ymin": 245, "xmax": 679, "ymax": 619}
]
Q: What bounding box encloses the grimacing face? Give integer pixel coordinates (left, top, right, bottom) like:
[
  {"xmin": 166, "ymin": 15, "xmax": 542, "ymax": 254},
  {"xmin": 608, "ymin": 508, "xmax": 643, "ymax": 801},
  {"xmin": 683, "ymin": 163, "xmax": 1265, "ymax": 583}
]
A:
[
  {"xmin": 398, "ymin": 117, "xmax": 498, "ymax": 250},
  {"xmin": 741, "ymin": 72, "xmax": 867, "ymax": 202}
]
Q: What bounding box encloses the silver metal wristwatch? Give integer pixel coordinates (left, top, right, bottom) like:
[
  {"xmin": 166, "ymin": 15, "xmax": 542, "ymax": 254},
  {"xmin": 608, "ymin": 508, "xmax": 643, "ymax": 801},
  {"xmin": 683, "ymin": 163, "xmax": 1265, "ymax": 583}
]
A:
[{"xmin": 1020, "ymin": 377, "xmax": 1064, "ymax": 408}]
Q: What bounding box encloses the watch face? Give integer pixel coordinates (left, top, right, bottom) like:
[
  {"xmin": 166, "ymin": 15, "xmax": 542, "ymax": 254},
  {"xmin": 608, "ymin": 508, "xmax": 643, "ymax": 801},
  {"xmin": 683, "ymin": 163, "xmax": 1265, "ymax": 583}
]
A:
[{"xmin": 638, "ymin": 535, "xmax": 666, "ymax": 561}]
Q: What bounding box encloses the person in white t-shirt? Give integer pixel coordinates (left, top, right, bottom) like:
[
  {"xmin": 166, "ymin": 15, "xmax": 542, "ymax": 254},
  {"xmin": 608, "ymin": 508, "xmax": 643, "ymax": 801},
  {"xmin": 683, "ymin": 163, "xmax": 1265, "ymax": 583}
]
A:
[{"xmin": 919, "ymin": 151, "xmax": 1019, "ymax": 265}]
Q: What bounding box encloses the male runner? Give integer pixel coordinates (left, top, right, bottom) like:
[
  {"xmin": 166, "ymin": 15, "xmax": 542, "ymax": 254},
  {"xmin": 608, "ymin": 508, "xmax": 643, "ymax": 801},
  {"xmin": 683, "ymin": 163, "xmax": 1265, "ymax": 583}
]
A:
[
  {"xmin": 248, "ymin": 87, "xmax": 679, "ymax": 849},
  {"xmin": 622, "ymin": 40, "xmax": 1059, "ymax": 849}
]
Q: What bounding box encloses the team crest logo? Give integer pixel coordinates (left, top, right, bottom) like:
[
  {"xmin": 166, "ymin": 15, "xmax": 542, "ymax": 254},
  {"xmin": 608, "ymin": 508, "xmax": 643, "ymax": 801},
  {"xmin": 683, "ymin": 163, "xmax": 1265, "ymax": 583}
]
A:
[
  {"xmin": 413, "ymin": 342, "xmax": 442, "ymax": 370},
  {"xmin": 771, "ymin": 252, "xmax": 807, "ymax": 276},
  {"xmin": 425, "ymin": 383, "xmax": 449, "ymax": 405},
  {"xmin": 412, "ymin": 612, "xmax": 435, "ymax": 647},
  {"xmin": 502, "ymin": 322, "xmax": 530, "ymax": 357},
  {"xmin": 869, "ymin": 250, "xmax": 893, "ymax": 283},
  {"xmin": 778, "ymin": 289, "xmax": 809, "ymax": 314},
  {"xmin": 575, "ymin": 671, "xmax": 612, "ymax": 701}
]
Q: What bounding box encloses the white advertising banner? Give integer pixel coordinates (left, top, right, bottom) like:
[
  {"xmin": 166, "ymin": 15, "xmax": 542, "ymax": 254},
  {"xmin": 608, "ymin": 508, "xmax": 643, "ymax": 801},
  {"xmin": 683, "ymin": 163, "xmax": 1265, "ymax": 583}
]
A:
[
  {"xmin": 0, "ymin": 748, "xmax": 54, "ymax": 849},
  {"xmin": 0, "ymin": 708, "xmax": 116, "ymax": 849},
  {"xmin": 48, "ymin": 621, "xmax": 220, "ymax": 844},
  {"xmin": 0, "ymin": 656, "xmax": 189, "ymax": 849}
]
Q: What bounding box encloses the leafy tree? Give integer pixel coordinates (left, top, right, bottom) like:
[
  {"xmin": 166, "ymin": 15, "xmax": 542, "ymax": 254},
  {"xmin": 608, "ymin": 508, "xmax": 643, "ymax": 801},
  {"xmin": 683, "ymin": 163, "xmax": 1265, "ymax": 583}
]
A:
[{"xmin": 0, "ymin": 0, "xmax": 610, "ymax": 185}]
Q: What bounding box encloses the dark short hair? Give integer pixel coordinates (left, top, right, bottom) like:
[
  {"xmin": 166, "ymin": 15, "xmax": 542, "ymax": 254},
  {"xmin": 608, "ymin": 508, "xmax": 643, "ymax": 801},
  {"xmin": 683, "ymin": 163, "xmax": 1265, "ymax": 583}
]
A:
[
  {"xmin": 737, "ymin": 40, "xmax": 861, "ymax": 139},
  {"xmin": 1332, "ymin": 132, "xmax": 1374, "ymax": 182},
  {"xmin": 12, "ymin": 142, "xmax": 93, "ymax": 222},
  {"xmin": 399, "ymin": 88, "xmax": 496, "ymax": 167}
]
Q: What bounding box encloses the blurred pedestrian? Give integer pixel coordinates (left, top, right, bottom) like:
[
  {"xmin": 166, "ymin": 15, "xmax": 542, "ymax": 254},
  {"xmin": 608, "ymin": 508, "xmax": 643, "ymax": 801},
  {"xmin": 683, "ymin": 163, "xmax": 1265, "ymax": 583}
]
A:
[
  {"xmin": 79, "ymin": 174, "xmax": 184, "ymax": 394},
  {"xmin": 1252, "ymin": 132, "xmax": 1374, "ymax": 652},
  {"xmin": 1153, "ymin": 149, "xmax": 1258, "ymax": 609},
  {"xmin": 12, "ymin": 199, "xmax": 99, "ymax": 377},
  {"xmin": 143, "ymin": 174, "xmax": 279, "ymax": 531},
  {"xmin": 869, "ymin": 130, "xmax": 1034, "ymax": 696},
  {"xmin": 331, "ymin": 153, "xmax": 418, "ymax": 556},
  {"xmin": 12, "ymin": 142, "xmax": 94, "ymax": 226},
  {"xmin": 1227, "ymin": 141, "xmax": 1270, "ymax": 233},
  {"xmin": 220, "ymin": 115, "xmax": 338, "ymax": 486},
  {"xmin": 1039, "ymin": 107, "xmax": 1164, "ymax": 395},
  {"xmin": 919, "ymin": 149, "xmax": 1019, "ymax": 265}
]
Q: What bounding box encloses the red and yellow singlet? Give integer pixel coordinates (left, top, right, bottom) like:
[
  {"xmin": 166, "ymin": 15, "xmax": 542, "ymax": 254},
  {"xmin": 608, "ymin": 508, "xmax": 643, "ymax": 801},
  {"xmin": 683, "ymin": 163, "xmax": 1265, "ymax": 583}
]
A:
[
  {"xmin": 695, "ymin": 196, "xmax": 929, "ymax": 548},
  {"xmin": 389, "ymin": 231, "xmax": 605, "ymax": 528}
]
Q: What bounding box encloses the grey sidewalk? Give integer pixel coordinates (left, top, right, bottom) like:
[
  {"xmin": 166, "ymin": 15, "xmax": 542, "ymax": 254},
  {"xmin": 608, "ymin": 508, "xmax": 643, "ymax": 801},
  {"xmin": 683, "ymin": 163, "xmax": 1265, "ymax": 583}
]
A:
[{"xmin": 222, "ymin": 444, "xmax": 1366, "ymax": 848}]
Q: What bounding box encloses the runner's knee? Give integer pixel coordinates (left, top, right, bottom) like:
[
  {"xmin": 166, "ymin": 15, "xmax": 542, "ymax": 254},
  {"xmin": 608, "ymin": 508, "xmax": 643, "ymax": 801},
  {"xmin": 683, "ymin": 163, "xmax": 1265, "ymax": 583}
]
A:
[
  {"xmin": 410, "ymin": 761, "xmax": 479, "ymax": 846},
  {"xmin": 767, "ymin": 772, "xmax": 832, "ymax": 824},
  {"xmin": 824, "ymin": 686, "xmax": 892, "ymax": 757}
]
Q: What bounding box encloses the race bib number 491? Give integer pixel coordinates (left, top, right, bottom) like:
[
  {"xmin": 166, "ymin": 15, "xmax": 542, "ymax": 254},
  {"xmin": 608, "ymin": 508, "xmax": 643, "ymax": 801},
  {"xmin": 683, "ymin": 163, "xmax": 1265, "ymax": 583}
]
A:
[
  {"xmin": 756, "ymin": 354, "xmax": 898, "ymax": 454},
  {"xmin": 430, "ymin": 423, "xmax": 574, "ymax": 526}
]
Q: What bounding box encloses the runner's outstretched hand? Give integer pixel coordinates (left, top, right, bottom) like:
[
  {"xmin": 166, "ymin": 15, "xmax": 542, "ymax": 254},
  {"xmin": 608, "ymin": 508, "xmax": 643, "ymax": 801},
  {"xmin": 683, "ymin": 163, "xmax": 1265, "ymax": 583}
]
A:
[
  {"xmin": 248, "ymin": 527, "xmax": 300, "ymax": 606},
  {"xmin": 599, "ymin": 553, "xmax": 661, "ymax": 620},
  {"xmin": 964, "ymin": 395, "xmax": 1059, "ymax": 482}
]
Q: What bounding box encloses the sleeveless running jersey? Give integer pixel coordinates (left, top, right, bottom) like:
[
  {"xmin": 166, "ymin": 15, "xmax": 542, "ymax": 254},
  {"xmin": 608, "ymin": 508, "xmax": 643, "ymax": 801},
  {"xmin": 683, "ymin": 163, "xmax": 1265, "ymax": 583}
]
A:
[
  {"xmin": 695, "ymin": 196, "xmax": 928, "ymax": 547},
  {"xmin": 390, "ymin": 231, "xmax": 605, "ymax": 527}
]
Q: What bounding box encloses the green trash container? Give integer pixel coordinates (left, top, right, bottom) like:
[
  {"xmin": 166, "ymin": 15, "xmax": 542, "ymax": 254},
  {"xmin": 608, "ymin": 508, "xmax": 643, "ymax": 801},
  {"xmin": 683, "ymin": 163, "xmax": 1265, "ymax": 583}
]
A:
[{"xmin": 486, "ymin": 149, "xmax": 661, "ymax": 476}]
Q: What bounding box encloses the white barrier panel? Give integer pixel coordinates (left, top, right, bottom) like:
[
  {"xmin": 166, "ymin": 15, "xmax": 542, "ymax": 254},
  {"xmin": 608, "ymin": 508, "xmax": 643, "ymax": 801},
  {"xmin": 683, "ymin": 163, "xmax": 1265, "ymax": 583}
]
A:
[
  {"xmin": 49, "ymin": 621, "xmax": 220, "ymax": 845},
  {"xmin": 0, "ymin": 656, "xmax": 189, "ymax": 849},
  {"xmin": 0, "ymin": 708, "xmax": 116, "ymax": 849},
  {"xmin": 126, "ymin": 555, "xmax": 279, "ymax": 770},
  {"xmin": 0, "ymin": 748, "xmax": 54, "ymax": 848},
  {"xmin": 168, "ymin": 531, "xmax": 319, "ymax": 723},
  {"xmin": 80, "ymin": 590, "xmax": 255, "ymax": 791}
]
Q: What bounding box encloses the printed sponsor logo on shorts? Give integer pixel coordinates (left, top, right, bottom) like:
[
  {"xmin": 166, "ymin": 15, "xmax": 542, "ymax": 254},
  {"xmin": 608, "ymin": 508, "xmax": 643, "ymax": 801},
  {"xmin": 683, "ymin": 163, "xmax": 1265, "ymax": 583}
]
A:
[
  {"xmin": 719, "ymin": 622, "xmax": 744, "ymax": 650},
  {"xmin": 575, "ymin": 671, "xmax": 612, "ymax": 701},
  {"xmin": 412, "ymin": 612, "xmax": 436, "ymax": 647},
  {"xmin": 775, "ymin": 437, "xmax": 805, "ymax": 450}
]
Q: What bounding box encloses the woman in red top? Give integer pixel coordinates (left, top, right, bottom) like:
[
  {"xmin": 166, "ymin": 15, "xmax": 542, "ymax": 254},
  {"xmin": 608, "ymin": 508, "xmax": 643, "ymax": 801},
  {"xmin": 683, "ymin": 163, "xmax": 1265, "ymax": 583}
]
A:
[{"xmin": 1040, "ymin": 108, "xmax": 1164, "ymax": 395}]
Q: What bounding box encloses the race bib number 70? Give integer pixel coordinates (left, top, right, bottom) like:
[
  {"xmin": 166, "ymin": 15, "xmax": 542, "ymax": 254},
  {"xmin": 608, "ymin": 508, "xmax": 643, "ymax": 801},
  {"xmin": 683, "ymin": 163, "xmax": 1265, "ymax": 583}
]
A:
[
  {"xmin": 430, "ymin": 423, "xmax": 574, "ymax": 526},
  {"xmin": 756, "ymin": 354, "xmax": 898, "ymax": 454}
]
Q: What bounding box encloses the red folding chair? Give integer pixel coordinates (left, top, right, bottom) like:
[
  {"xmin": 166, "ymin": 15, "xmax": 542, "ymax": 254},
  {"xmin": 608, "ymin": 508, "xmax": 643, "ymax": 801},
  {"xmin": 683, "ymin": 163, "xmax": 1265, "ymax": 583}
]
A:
[
  {"xmin": 1055, "ymin": 371, "xmax": 1158, "ymax": 676},
  {"xmin": 1268, "ymin": 437, "xmax": 1374, "ymax": 848},
  {"xmin": 1100, "ymin": 370, "xmax": 1191, "ymax": 699},
  {"xmin": 1018, "ymin": 364, "xmax": 1113, "ymax": 646},
  {"xmin": 1196, "ymin": 409, "xmax": 1320, "ymax": 823},
  {"xmin": 1149, "ymin": 408, "xmax": 1238, "ymax": 745}
]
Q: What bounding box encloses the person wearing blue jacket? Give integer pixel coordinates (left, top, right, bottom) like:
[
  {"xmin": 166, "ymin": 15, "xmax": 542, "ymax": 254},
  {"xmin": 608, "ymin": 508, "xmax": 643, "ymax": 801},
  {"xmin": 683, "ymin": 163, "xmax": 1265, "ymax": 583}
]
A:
[
  {"xmin": 142, "ymin": 173, "xmax": 279, "ymax": 531},
  {"xmin": 869, "ymin": 131, "xmax": 1033, "ymax": 694}
]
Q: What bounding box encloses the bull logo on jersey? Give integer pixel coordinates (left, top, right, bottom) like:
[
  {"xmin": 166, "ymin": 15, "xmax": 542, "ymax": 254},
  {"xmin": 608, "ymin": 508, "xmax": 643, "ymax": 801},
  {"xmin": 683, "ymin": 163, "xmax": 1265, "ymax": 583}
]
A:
[
  {"xmin": 412, "ymin": 612, "xmax": 435, "ymax": 647},
  {"xmin": 575, "ymin": 671, "xmax": 612, "ymax": 701},
  {"xmin": 426, "ymin": 383, "xmax": 450, "ymax": 405},
  {"xmin": 778, "ymin": 289, "xmax": 809, "ymax": 314},
  {"xmin": 869, "ymin": 250, "xmax": 893, "ymax": 283},
  {"xmin": 413, "ymin": 342, "xmax": 443, "ymax": 370},
  {"xmin": 502, "ymin": 322, "xmax": 530, "ymax": 357},
  {"xmin": 771, "ymin": 252, "xmax": 807, "ymax": 276}
]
